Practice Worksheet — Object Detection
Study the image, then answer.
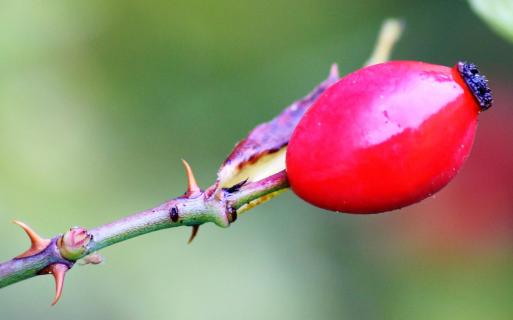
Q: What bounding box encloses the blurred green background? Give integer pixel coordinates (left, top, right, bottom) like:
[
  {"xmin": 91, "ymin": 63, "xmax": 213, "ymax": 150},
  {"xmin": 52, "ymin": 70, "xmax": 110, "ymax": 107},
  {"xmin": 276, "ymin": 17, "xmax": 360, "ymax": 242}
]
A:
[{"xmin": 1, "ymin": 0, "xmax": 512, "ymax": 319}]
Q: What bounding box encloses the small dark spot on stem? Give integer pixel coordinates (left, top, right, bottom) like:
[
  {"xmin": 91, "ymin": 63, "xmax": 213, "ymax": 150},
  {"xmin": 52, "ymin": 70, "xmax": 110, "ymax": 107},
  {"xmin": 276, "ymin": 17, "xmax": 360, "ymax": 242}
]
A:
[
  {"xmin": 170, "ymin": 207, "xmax": 179, "ymax": 222},
  {"xmin": 227, "ymin": 207, "xmax": 238, "ymax": 223}
]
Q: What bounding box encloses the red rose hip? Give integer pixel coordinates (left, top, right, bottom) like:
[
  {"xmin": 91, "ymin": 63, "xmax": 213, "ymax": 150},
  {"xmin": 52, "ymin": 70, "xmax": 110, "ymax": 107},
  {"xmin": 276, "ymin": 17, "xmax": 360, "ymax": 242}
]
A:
[{"xmin": 286, "ymin": 61, "xmax": 492, "ymax": 213}]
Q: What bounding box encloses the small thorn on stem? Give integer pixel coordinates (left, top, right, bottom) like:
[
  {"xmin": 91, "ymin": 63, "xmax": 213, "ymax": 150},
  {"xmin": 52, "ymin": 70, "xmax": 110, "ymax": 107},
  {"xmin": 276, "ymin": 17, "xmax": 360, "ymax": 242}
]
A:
[
  {"xmin": 12, "ymin": 220, "xmax": 51, "ymax": 259},
  {"xmin": 39, "ymin": 263, "xmax": 69, "ymax": 306},
  {"xmin": 188, "ymin": 225, "xmax": 199, "ymax": 244},
  {"xmin": 182, "ymin": 159, "xmax": 201, "ymax": 197}
]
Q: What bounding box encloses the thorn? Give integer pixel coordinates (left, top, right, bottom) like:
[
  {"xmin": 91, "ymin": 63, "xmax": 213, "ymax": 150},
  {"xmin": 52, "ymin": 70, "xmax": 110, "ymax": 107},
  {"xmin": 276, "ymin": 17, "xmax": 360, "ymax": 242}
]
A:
[
  {"xmin": 12, "ymin": 220, "xmax": 51, "ymax": 259},
  {"xmin": 50, "ymin": 264, "xmax": 68, "ymax": 306},
  {"xmin": 181, "ymin": 159, "xmax": 201, "ymax": 197},
  {"xmin": 188, "ymin": 225, "xmax": 199, "ymax": 244},
  {"xmin": 39, "ymin": 264, "xmax": 69, "ymax": 306}
]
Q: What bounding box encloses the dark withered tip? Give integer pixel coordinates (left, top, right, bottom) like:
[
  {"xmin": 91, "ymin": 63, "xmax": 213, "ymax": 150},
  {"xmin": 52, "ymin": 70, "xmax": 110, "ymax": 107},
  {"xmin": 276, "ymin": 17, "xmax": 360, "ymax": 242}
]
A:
[{"xmin": 457, "ymin": 61, "xmax": 493, "ymax": 111}]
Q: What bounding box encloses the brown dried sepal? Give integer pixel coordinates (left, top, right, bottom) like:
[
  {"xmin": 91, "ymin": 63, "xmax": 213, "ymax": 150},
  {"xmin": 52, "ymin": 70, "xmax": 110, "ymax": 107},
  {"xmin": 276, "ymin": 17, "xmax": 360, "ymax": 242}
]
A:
[{"xmin": 217, "ymin": 65, "xmax": 340, "ymax": 188}]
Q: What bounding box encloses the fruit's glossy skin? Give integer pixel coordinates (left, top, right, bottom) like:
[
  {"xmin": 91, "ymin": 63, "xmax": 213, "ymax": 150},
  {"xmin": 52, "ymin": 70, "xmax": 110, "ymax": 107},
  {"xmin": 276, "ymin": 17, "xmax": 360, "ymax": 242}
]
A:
[{"xmin": 286, "ymin": 61, "xmax": 490, "ymax": 214}]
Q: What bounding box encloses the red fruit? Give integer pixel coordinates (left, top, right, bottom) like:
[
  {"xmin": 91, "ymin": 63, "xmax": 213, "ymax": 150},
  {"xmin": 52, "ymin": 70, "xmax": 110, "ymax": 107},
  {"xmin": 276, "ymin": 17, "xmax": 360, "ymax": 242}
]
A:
[{"xmin": 286, "ymin": 61, "xmax": 492, "ymax": 214}]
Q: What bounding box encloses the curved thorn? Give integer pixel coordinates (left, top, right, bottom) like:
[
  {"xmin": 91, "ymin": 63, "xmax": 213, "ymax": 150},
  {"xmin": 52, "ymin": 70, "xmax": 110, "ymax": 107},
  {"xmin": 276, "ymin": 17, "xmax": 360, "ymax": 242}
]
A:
[
  {"xmin": 181, "ymin": 159, "xmax": 201, "ymax": 197},
  {"xmin": 188, "ymin": 225, "xmax": 199, "ymax": 244},
  {"xmin": 49, "ymin": 264, "xmax": 68, "ymax": 306},
  {"xmin": 12, "ymin": 220, "xmax": 51, "ymax": 259}
]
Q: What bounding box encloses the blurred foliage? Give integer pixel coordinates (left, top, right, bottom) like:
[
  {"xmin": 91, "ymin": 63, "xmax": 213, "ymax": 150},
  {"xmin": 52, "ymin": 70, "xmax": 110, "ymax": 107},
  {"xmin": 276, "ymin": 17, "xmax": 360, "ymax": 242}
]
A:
[
  {"xmin": 0, "ymin": 1, "xmax": 512, "ymax": 319},
  {"xmin": 469, "ymin": 0, "xmax": 513, "ymax": 44}
]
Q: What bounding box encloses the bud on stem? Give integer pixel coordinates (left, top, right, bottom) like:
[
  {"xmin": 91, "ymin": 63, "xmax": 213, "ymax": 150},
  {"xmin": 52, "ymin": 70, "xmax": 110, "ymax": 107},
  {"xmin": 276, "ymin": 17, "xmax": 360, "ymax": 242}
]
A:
[{"xmin": 58, "ymin": 227, "xmax": 92, "ymax": 261}]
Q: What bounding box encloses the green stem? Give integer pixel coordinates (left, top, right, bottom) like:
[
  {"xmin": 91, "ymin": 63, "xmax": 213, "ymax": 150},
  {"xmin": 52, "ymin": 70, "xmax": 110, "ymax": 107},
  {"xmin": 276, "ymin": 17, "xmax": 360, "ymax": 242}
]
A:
[{"xmin": 228, "ymin": 171, "xmax": 289, "ymax": 211}]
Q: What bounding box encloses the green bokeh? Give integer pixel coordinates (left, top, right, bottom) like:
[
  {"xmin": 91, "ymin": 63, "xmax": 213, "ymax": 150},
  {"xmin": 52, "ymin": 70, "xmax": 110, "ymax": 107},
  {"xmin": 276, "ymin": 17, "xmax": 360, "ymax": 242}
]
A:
[
  {"xmin": 1, "ymin": 1, "xmax": 512, "ymax": 319},
  {"xmin": 469, "ymin": 0, "xmax": 513, "ymax": 44}
]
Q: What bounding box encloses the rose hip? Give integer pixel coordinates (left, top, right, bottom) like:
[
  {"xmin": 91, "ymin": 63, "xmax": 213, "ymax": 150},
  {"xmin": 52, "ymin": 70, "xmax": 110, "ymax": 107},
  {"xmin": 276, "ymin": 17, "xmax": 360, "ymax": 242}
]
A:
[{"xmin": 286, "ymin": 61, "xmax": 492, "ymax": 213}]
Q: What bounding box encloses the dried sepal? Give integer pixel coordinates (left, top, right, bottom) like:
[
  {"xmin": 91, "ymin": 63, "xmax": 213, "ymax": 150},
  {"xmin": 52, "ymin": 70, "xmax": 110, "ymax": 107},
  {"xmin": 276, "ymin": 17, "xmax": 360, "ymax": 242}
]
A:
[
  {"xmin": 12, "ymin": 220, "xmax": 51, "ymax": 259},
  {"xmin": 217, "ymin": 64, "xmax": 340, "ymax": 188}
]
